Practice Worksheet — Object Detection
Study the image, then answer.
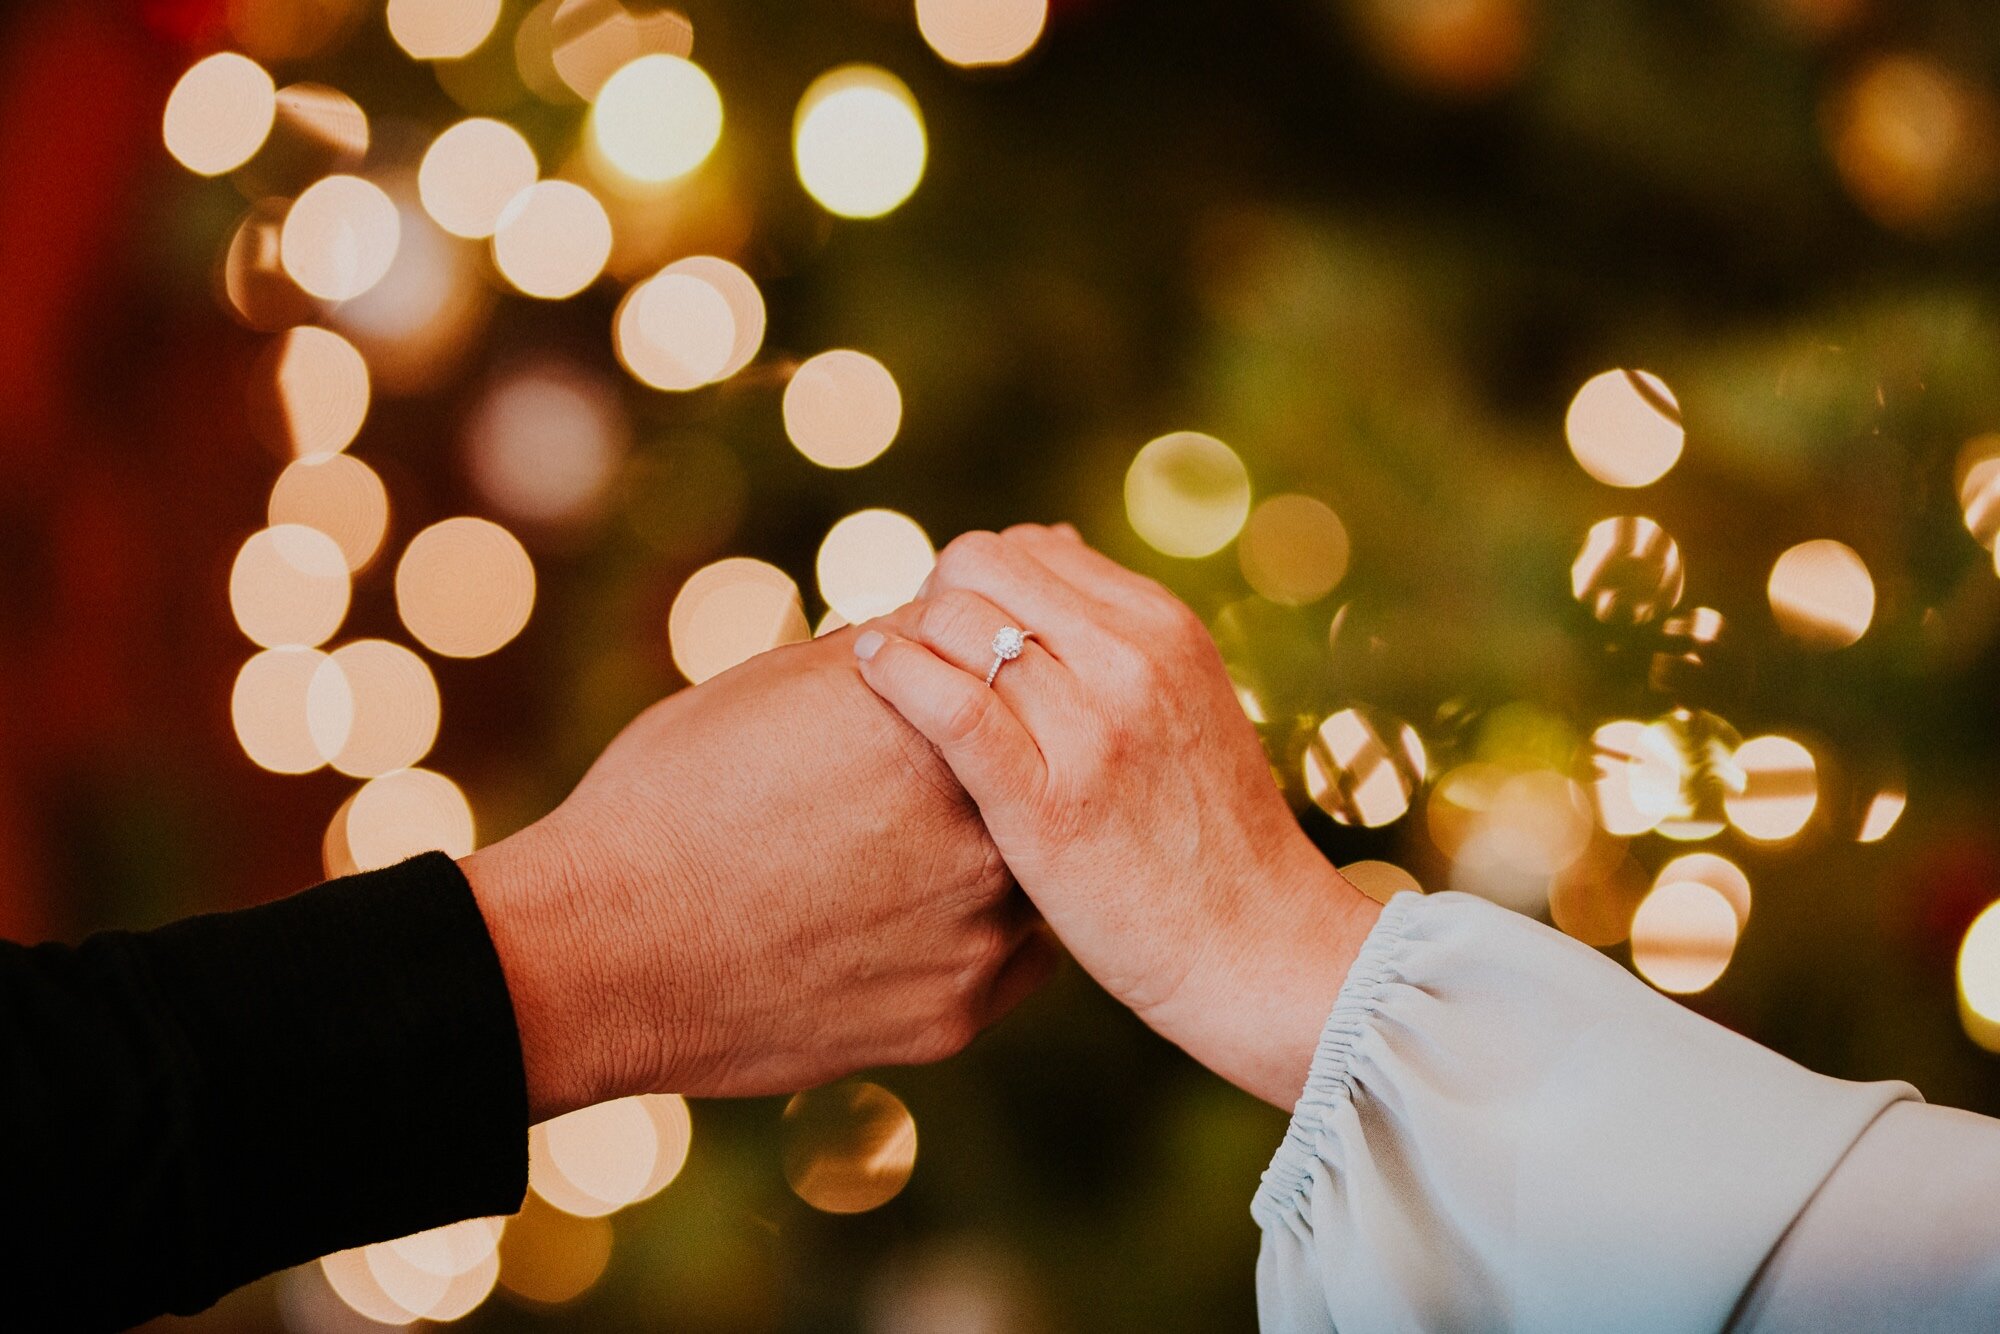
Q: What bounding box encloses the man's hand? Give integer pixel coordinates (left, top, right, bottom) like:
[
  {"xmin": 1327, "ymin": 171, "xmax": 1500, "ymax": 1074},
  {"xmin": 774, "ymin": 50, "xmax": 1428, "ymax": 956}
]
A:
[{"xmin": 459, "ymin": 628, "xmax": 1054, "ymax": 1122}]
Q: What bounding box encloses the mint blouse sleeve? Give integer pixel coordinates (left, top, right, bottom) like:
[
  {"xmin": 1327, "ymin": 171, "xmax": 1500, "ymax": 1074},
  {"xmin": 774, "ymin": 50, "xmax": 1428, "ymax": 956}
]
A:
[{"xmin": 1250, "ymin": 890, "xmax": 1917, "ymax": 1333}]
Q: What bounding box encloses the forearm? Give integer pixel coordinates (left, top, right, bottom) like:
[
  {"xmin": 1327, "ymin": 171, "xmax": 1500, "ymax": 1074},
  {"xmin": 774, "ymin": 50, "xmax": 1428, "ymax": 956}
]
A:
[{"xmin": 1, "ymin": 854, "xmax": 529, "ymax": 1328}]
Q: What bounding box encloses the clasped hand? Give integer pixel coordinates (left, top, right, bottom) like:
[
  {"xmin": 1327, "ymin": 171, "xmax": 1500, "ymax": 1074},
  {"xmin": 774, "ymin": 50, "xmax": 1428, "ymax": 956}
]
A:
[{"xmin": 462, "ymin": 527, "xmax": 1379, "ymax": 1121}]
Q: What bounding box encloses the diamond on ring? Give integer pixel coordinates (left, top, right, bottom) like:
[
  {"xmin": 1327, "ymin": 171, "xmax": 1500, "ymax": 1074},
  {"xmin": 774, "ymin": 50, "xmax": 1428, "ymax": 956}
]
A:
[{"xmin": 985, "ymin": 626, "xmax": 1032, "ymax": 685}]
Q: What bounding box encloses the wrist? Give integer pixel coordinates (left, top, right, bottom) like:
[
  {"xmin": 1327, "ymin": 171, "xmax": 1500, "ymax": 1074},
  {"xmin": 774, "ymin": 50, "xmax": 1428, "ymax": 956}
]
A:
[
  {"xmin": 460, "ymin": 822, "xmax": 645, "ymax": 1122},
  {"xmin": 1143, "ymin": 836, "xmax": 1380, "ymax": 1110}
]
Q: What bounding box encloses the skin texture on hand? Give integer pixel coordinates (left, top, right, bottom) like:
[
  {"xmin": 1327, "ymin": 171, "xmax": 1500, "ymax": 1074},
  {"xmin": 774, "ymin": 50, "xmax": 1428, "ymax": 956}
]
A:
[
  {"xmin": 853, "ymin": 526, "xmax": 1381, "ymax": 1110},
  {"xmin": 460, "ymin": 628, "xmax": 1054, "ymax": 1123}
]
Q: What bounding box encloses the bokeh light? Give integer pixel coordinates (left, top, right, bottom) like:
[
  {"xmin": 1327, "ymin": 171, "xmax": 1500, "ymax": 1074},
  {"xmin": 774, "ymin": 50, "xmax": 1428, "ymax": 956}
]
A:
[
  {"xmin": 816, "ymin": 509, "xmax": 936, "ymax": 624},
  {"xmin": 615, "ymin": 270, "xmax": 738, "ymax": 391},
  {"xmin": 1565, "ymin": 368, "xmax": 1684, "ymax": 487},
  {"xmin": 1548, "ymin": 853, "xmax": 1649, "ymax": 947},
  {"xmin": 327, "ymin": 193, "xmax": 491, "ymax": 393},
  {"xmin": 1570, "ymin": 515, "xmax": 1685, "ymax": 624},
  {"xmin": 548, "ymin": 0, "xmax": 694, "ymax": 101},
  {"xmin": 665, "ymin": 255, "xmax": 765, "ymax": 380},
  {"xmin": 1441, "ymin": 767, "xmax": 1595, "ymax": 914},
  {"xmin": 466, "ymin": 363, "xmax": 628, "ymax": 526},
  {"xmin": 256, "ymin": 83, "xmax": 369, "ymax": 191},
  {"xmin": 1858, "ymin": 788, "xmax": 1907, "ymax": 843},
  {"xmin": 344, "ymin": 768, "xmax": 475, "ymax": 870},
  {"xmin": 1125, "ymin": 431, "xmax": 1252, "ymax": 559},
  {"xmin": 917, "ymin": 0, "xmax": 1048, "ymax": 67},
  {"xmin": 419, "ymin": 118, "xmax": 538, "ymax": 239},
  {"xmin": 1630, "ymin": 879, "xmax": 1740, "ymax": 994},
  {"xmin": 1768, "ymin": 539, "xmax": 1875, "ymax": 649},
  {"xmin": 1654, "ymin": 852, "xmax": 1751, "ymax": 928},
  {"xmin": 320, "ymin": 1246, "xmax": 419, "ymax": 1325},
  {"xmin": 1958, "ymin": 434, "xmax": 2000, "ymax": 550},
  {"xmin": 589, "ymin": 54, "xmax": 723, "ymax": 185},
  {"xmin": 308, "ymin": 639, "xmax": 441, "ymax": 778},
  {"xmin": 496, "ymin": 1194, "xmax": 613, "ymax": 1306},
  {"xmin": 230, "ymin": 524, "xmax": 350, "ymax": 648},
  {"xmin": 223, "ymin": 198, "xmax": 315, "ymax": 332},
  {"xmin": 529, "ymin": 1093, "xmax": 691, "ymax": 1217},
  {"xmin": 782, "ymin": 1081, "xmax": 918, "ymax": 1214},
  {"xmin": 668, "ymin": 557, "xmax": 811, "ymax": 684},
  {"xmin": 1957, "ymin": 901, "xmax": 2000, "ymax": 1053},
  {"xmin": 253, "ymin": 325, "xmax": 371, "ymax": 457},
  {"xmin": 282, "ymin": 174, "xmax": 402, "ymax": 301},
  {"xmin": 1589, "ymin": 719, "xmax": 1668, "ymax": 837},
  {"xmin": 163, "ymin": 52, "xmax": 277, "ymax": 176},
  {"xmin": 387, "ymin": 0, "xmax": 502, "ymax": 60},
  {"xmin": 1339, "ymin": 859, "xmax": 1424, "ymax": 904},
  {"xmin": 1828, "ymin": 55, "xmax": 1999, "ymax": 233},
  {"xmin": 783, "ymin": 350, "xmax": 902, "ymax": 468},
  {"xmin": 492, "ymin": 180, "xmax": 613, "ymax": 298},
  {"xmin": 268, "ymin": 452, "xmax": 388, "ymax": 571},
  {"xmin": 1237, "ymin": 494, "xmax": 1349, "ymax": 604},
  {"xmin": 1725, "ymin": 734, "xmax": 1818, "ymax": 842},
  {"xmin": 227, "ymin": 0, "xmax": 366, "ymax": 64},
  {"xmin": 1303, "ymin": 708, "xmax": 1427, "ymax": 828},
  {"xmin": 395, "ymin": 517, "xmax": 537, "ymax": 658},
  {"xmin": 232, "ymin": 647, "xmax": 333, "ymax": 774},
  {"xmin": 794, "ymin": 66, "xmax": 928, "ymax": 219}
]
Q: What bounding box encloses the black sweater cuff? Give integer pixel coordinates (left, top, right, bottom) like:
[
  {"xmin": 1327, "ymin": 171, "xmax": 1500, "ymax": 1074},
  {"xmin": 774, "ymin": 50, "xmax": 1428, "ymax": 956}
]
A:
[{"xmin": 129, "ymin": 852, "xmax": 530, "ymax": 1318}]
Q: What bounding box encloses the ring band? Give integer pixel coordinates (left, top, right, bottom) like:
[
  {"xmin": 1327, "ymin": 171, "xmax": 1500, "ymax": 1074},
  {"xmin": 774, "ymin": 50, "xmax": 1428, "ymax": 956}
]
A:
[{"xmin": 985, "ymin": 626, "xmax": 1033, "ymax": 686}]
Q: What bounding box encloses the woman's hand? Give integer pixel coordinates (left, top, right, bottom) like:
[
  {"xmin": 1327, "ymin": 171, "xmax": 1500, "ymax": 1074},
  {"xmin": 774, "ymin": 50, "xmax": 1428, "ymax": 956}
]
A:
[{"xmin": 852, "ymin": 525, "xmax": 1380, "ymax": 1108}]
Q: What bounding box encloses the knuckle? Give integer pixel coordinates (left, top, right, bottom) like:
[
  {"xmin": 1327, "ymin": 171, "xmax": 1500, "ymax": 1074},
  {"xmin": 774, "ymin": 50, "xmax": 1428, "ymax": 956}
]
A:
[
  {"xmin": 938, "ymin": 531, "xmax": 1002, "ymax": 580},
  {"xmin": 939, "ymin": 684, "xmax": 993, "ymax": 747}
]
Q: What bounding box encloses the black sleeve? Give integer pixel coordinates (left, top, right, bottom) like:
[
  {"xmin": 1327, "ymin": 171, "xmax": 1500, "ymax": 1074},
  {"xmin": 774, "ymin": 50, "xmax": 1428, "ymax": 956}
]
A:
[{"xmin": 0, "ymin": 852, "xmax": 531, "ymax": 1331}]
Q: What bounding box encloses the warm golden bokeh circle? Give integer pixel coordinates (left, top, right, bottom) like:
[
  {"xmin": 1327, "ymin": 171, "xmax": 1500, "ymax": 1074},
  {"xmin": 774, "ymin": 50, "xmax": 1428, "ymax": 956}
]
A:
[
  {"xmin": 282, "ymin": 174, "xmax": 402, "ymax": 301},
  {"xmin": 1303, "ymin": 708, "xmax": 1428, "ymax": 828},
  {"xmin": 615, "ymin": 271, "xmax": 738, "ymax": 391},
  {"xmin": 794, "ymin": 66, "xmax": 928, "ymax": 219},
  {"xmin": 1569, "ymin": 515, "xmax": 1685, "ymax": 625},
  {"xmin": 232, "ymin": 647, "xmax": 333, "ymax": 774},
  {"xmin": 268, "ymin": 451, "xmax": 389, "ymax": 570},
  {"xmin": 308, "ymin": 639, "xmax": 441, "ymax": 779},
  {"xmin": 528, "ymin": 1093, "xmax": 690, "ymax": 1218},
  {"xmin": 230, "ymin": 524, "xmax": 351, "ymax": 648},
  {"xmin": 589, "ymin": 54, "xmax": 723, "ymax": 185},
  {"xmin": 668, "ymin": 557, "xmax": 810, "ymax": 684},
  {"xmin": 1630, "ymin": 880, "xmax": 1740, "ymax": 994},
  {"xmin": 782, "ymin": 1081, "xmax": 919, "ymax": 1214},
  {"xmin": 492, "ymin": 180, "xmax": 613, "ymax": 299},
  {"xmin": 345, "ymin": 768, "xmax": 475, "ymax": 870},
  {"xmin": 255, "ymin": 325, "xmax": 371, "ymax": 457},
  {"xmin": 1238, "ymin": 494, "xmax": 1350, "ymax": 604},
  {"xmin": 1957, "ymin": 900, "xmax": 2000, "ymax": 1053},
  {"xmin": 419, "ymin": 118, "xmax": 538, "ymax": 239},
  {"xmin": 387, "ymin": 0, "xmax": 502, "ymax": 60},
  {"xmin": 816, "ymin": 509, "xmax": 936, "ymax": 623},
  {"xmin": 1125, "ymin": 431, "xmax": 1252, "ymax": 559},
  {"xmin": 916, "ymin": 0, "xmax": 1049, "ymax": 67},
  {"xmin": 1565, "ymin": 368, "xmax": 1685, "ymax": 488},
  {"xmin": 1725, "ymin": 735, "xmax": 1818, "ymax": 843},
  {"xmin": 784, "ymin": 350, "xmax": 903, "ymax": 469},
  {"xmin": 164, "ymin": 52, "xmax": 277, "ymax": 176},
  {"xmin": 1767, "ymin": 539, "xmax": 1875, "ymax": 649},
  {"xmin": 395, "ymin": 517, "xmax": 537, "ymax": 658}
]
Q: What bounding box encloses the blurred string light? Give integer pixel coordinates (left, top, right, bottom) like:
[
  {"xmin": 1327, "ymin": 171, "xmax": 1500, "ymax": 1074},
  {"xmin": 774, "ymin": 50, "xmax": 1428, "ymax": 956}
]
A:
[
  {"xmin": 1955, "ymin": 434, "xmax": 2000, "ymax": 551},
  {"xmin": 1548, "ymin": 853, "xmax": 1649, "ymax": 947},
  {"xmin": 1350, "ymin": 0, "xmax": 1533, "ymax": 97},
  {"xmin": 1565, "ymin": 369, "xmax": 1684, "ymax": 487},
  {"xmin": 784, "ymin": 350, "xmax": 902, "ymax": 468},
  {"xmin": 1767, "ymin": 539, "xmax": 1875, "ymax": 649},
  {"xmin": 529, "ymin": 1093, "xmax": 692, "ymax": 1217},
  {"xmin": 817, "ymin": 510, "xmax": 936, "ymax": 623},
  {"xmin": 252, "ymin": 325, "xmax": 370, "ymax": 457},
  {"xmin": 794, "ymin": 66, "xmax": 928, "ymax": 219},
  {"xmin": 321, "ymin": 1216, "xmax": 503, "ymax": 1325},
  {"xmin": 1339, "ymin": 859, "xmax": 1424, "ymax": 905},
  {"xmin": 1827, "ymin": 54, "xmax": 2000, "ymax": 233},
  {"xmin": 419, "ymin": 118, "xmax": 538, "ymax": 238},
  {"xmin": 1570, "ymin": 515, "xmax": 1684, "ymax": 624},
  {"xmin": 589, "ymin": 54, "xmax": 723, "ymax": 185},
  {"xmin": 1302, "ymin": 708, "xmax": 1427, "ymax": 828},
  {"xmin": 395, "ymin": 517, "xmax": 536, "ymax": 657},
  {"xmin": 492, "ymin": 180, "xmax": 613, "ymax": 298},
  {"xmin": 308, "ymin": 639, "xmax": 441, "ymax": 778},
  {"xmin": 782, "ymin": 1081, "xmax": 918, "ymax": 1214},
  {"xmin": 328, "ymin": 189, "xmax": 495, "ymax": 393},
  {"xmin": 1590, "ymin": 718, "xmax": 1672, "ymax": 836},
  {"xmin": 668, "ymin": 557, "xmax": 810, "ymax": 684},
  {"xmin": 1725, "ymin": 735, "xmax": 1817, "ymax": 842},
  {"xmin": 342, "ymin": 768, "xmax": 475, "ymax": 869},
  {"xmin": 282, "ymin": 174, "xmax": 402, "ymax": 301},
  {"xmin": 916, "ymin": 0, "xmax": 1048, "ymax": 67},
  {"xmin": 1631, "ymin": 878, "xmax": 1741, "ymax": 994},
  {"xmin": 163, "ymin": 52, "xmax": 276, "ymax": 176},
  {"xmin": 1857, "ymin": 787, "xmax": 1907, "ymax": 843},
  {"xmin": 1125, "ymin": 431, "xmax": 1252, "ymax": 559},
  {"xmin": 467, "ymin": 362, "xmax": 629, "ymax": 526},
  {"xmin": 1958, "ymin": 901, "xmax": 2000, "ymax": 1053},
  {"xmin": 223, "ymin": 198, "xmax": 315, "ymax": 332},
  {"xmin": 232, "ymin": 647, "xmax": 333, "ymax": 774},
  {"xmin": 1432, "ymin": 765, "xmax": 1594, "ymax": 914},
  {"xmin": 388, "ymin": 0, "xmax": 503, "ymax": 61},
  {"xmin": 227, "ymin": 0, "xmax": 366, "ymax": 64},
  {"xmin": 230, "ymin": 524, "xmax": 350, "ymax": 648},
  {"xmin": 615, "ymin": 262, "xmax": 755, "ymax": 392},
  {"xmin": 1237, "ymin": 494, "xmax": 1349, "ymax": 604},
  {"xmin": 269, "ymin": 452, "xmax": 388, "ymax": 571},
  {"xmin": 549, "ymin": 0, "xmax": 694, "ymax": 101},
  {"xmin": 495, "ymin": 1194, "xmax": 614, "ymax": 1306},
  {"xmin": 1655, "ymin": 852, "xmax": 1751, "ymax": 928},
  {"xmin": 252, "ymin": 83, "xmax": 369, "ymax": 193}
]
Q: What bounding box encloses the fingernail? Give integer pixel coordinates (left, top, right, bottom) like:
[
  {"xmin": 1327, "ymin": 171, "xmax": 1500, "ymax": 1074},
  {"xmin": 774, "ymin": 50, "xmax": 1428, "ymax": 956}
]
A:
[{"xmin": 854, "ymin": 630, "xmax": 886, "ymax": 662}]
